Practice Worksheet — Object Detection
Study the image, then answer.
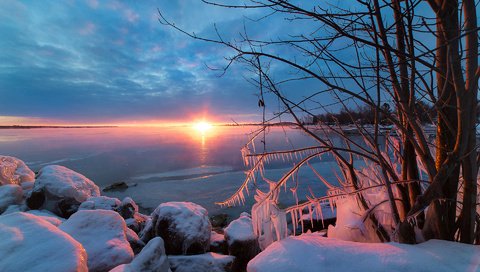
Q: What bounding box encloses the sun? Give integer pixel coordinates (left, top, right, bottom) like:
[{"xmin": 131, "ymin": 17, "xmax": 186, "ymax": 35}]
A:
[{"xmin": 194, "ymin": 121, "xmax": 212, "ymax": 133}]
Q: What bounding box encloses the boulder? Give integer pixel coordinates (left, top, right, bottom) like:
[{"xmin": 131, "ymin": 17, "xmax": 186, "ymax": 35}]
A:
[
  {"xmin": 0, "ymin": 184, "xmax": 23, "ymax": 214},
  {"xmin": 60, "ymin": 210, "xmax": 133, "ymax": 272},
  {"xmin": 210, "ymin": 231, "xmax": 228, "ymax": 255},
  {"xmin": 110, "ymin": 237, "xmax": 171, "ymax": 272},
  {"xmin": 125, "ymin": 212, "xmax": 148, "ymax": 234},
  {"xmin": 0, "ymin": 212, "xmax": 88, "ymax": 272},
  {"xmin": 168, "ymin": 253, "xmax": 234, "ymax": 272},
  {"xmin": 140, "ymin": 202, "xmax": 211, "ymax": 255},
  {"xmin": 210, "ymin": 213, "xmax": 228, "ymax": 229},
  {"xmin": 224, "ymin": 213, "xmax": 260, "ymax": 272},
  {"xmin": 79, "ymin": 196, "xmax": 121, "ymax": 211},
  {"xmin": 118, "ymin": 197, "xmax": 138, "ymax": 219},
  {"xmin": 26, "ymin": 165, "xmax": 100, "ymax": 218},
  {"xmin": 126, "ymin": 227, "xmax": 145, "ymax": 254},
  {"xmin": 0, "ymin": 156, "xmax": 35, "ymax": 186}
]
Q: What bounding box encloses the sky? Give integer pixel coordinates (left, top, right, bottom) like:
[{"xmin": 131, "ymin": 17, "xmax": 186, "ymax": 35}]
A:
[
  {"xmin": 0, "ymin": 0, "xmax": 286, "ymax": 125},
  {"xmin": 0, "ymin": 1, "xmax": 443, "ymax": 126}
]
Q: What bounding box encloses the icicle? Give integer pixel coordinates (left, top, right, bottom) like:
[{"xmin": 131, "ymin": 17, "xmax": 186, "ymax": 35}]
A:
[
  {"xmin": 299, "ymin": 208, "xmax": 304, "ymax": 233},
  {"xmin": 291, "ymin": 212, "xmax": 296, "ymax": 236},
  {"xmin": 308, "ymin": 204, "xmax": 314, "ymax": 229}
]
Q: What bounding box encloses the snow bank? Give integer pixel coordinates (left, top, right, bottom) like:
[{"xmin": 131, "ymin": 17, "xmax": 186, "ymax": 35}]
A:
[
  {"xmin": 0, "ymin": 212, "xmax": 87, "ymax": 272},
  {"xmin": 0, "ymin": 156, "xmax": 35, "ymax": 185},
  {"xmin": 141, "ymin": 201, "xmax": 211, "ymax": 255},
  {"xmin": 27, "ymin": 165, "xmax": 100, "ymax": 217},
  {"xmin": 60, "ymin": 210, "xmax": 133, "ymax": 272},
  {"xmin": 247, "ymin": 233, "xmax": 480, "ymax": 272},
  {"xmin": 111, "ymin": 237, "xmax": 171, "ymax": 272},
  {"xmin": 0, "ymin": 184, "xmax": 23, "ymax": 213},
  {"xmin": 168, "ymin": 253, "xmax": 235, "ymax": 272}
]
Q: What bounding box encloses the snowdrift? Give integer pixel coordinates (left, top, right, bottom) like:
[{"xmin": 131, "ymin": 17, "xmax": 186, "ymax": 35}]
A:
[{"xmin": 248, "ymin": 233, "xmax": 480, "ymax": 272}]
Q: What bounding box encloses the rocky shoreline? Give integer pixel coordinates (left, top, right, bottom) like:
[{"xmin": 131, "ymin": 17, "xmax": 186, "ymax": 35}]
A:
[{"xmin": 0, "ymin": 155, "xmax": 262, "ymax": 272}]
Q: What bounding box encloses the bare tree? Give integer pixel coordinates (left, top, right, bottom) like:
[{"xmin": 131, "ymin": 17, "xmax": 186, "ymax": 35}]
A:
[{"xmin": 158, "ymin": 0, "xmax": 479, "ymax": 244}]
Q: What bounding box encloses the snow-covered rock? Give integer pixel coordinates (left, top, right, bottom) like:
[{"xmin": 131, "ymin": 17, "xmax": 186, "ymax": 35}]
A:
[
  {"xmin": 247, "ymin": 233, "xmax": 480, "ymax": 272},
  {"xmin": 118, "ymin": 197, "xmax": 138, "ymax": 219},
  {"xmin": 26, "ymin": 209, "xmax": 65, "ymax": 226},
  {"xmin": 0, "ymin": 184, "xmax": 23, "ymax": 213},
  {"xmin": 0, "ymin": 156, "xmax": 35, "ymax": 185},
  {"xmin": 0, "ymin": 212, "xmax": 88, "ymax": 272},
  {"xmin": 141, "ymin": 202, "xmax": 211, "ymax": 255},
  {"xmin": 26, "ymin": 165, "xmax": 100, "ymax": 218},
  {"xmin": 125, "ymin": 212, "xmax": 148, "ymax": 233},
  {"xmin": 168, "ymin": 253, "xmax": 235, "ymax": 272},
  {"xmin": 126, "ymin": 227, "xmax": 145, "ymax": 254},
  {"xmin": 224, "ymin": 212, "xmax": 260, "ymax": 272},
  {"xmin": 225, "ymin": 212, "xmax": 257, "ymax": 245},
  {"xmin": 79, "ymin": 196, "xmax": 121, "ymax": 211},
  {"xmin": 2, "ymin": 204, "xmax": 25, "ymax": 215},
  {"xmin": 110, "ymin": 237, "xmax": 171, "ymax": 272},
  {"xmin": 60, "ymin": 210, "xmax": 133, "ymax": 272},
  {"xmin": 210, "ymin": 231, "xmax": 228, "ymax": 255}
]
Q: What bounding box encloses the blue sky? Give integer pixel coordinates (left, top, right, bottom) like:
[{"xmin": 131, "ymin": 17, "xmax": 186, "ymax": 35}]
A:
[
  {"xmin": 0, "ymin": 0, "xmax": 283, "ymax": 125},
  {"xmin": 0, "ymin": 1, "xmax": 441, "ymax": 125}
]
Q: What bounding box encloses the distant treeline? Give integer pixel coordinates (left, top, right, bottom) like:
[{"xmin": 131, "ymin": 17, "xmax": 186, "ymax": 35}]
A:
[{"xmin": 309, "ymin": 101, "xmax": 437, "ymax": 125}]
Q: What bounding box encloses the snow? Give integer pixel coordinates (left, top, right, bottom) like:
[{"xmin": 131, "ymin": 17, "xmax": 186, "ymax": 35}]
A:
[
  {"xmin": 0, "ymin": 212, "xmax": 87, "ymax": 272},
  {"xmin": 168, "ymin": 253, "xmax": 235, "ymax": 272},
  {"xmin": 224, "ymin": 212, "xmax": 256, "ymax": 245},
  {"xmin": 0, "ymin": 156, "xmax": 35, "ymax": 185},
  {"xmin": 247, "ymin": 233, "xmax": 480, "ymax": 272},
  {"xmin": 79, "ymin": 195, "xmax": 121, "ymax": 211},
  {"xmin": 33, "ymin": 165, "xmax": 100, "ymax": 203},
  {"xmin": 0, "ymin": 184, "xmax": 23, "ymax": 213},
  {"xmin": 60, "ymin": 210, "xmax": 133, "ymax": 272},
  {"xmin": 111, "ymin": 237, "xmax": 171, "ymax": 272},
  {"xmin": 26, "ymin": 209, "xmax": 65, "ymax": 226}
]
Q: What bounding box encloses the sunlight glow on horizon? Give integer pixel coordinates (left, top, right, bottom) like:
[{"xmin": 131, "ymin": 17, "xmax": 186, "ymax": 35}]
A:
[{"xmin": 193, "ymin": 121, "xmax": 213, "ymax": 134}]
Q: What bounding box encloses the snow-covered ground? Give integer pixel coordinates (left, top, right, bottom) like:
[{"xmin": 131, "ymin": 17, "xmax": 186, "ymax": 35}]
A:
[{"xmin": 248, "ymin": 233, "xmax": 480, "ymax": 272}]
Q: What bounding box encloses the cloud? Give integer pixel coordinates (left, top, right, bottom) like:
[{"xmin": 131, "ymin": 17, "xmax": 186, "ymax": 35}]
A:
[{"xmin": 0, "ymin": 0, "xmax": 311, "ymax": 124}]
